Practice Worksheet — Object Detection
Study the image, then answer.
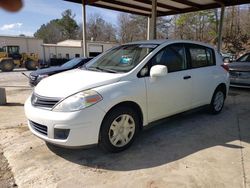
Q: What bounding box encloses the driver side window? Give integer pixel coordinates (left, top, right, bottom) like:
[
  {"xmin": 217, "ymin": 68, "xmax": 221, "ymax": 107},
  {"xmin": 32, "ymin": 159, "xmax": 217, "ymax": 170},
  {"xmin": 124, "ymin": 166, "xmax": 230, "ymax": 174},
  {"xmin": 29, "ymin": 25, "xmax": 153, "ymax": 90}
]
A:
[{"xmin": 150, "ymin": 44, "xmax": 187, "ymax": 73}]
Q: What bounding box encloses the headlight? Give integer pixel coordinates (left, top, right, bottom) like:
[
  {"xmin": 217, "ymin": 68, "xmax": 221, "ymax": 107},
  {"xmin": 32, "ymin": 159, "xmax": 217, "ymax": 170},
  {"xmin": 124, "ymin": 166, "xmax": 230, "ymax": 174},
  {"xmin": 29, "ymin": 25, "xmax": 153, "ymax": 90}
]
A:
[
  {"xmin": 53, "ymin": 90, "xmax": 102, "ymax": 112},
  {"xmin": 37, "ymin": 74, "xmax": 48, "ymax": 80}
]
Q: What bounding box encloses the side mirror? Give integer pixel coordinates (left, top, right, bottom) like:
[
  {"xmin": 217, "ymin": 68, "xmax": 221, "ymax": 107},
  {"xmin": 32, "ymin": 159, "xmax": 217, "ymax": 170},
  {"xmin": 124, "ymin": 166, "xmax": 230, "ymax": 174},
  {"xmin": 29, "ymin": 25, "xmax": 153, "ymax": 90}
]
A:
[{"xmin": 150, "ymin": 65, "xmax": 168, "ymax": 77}]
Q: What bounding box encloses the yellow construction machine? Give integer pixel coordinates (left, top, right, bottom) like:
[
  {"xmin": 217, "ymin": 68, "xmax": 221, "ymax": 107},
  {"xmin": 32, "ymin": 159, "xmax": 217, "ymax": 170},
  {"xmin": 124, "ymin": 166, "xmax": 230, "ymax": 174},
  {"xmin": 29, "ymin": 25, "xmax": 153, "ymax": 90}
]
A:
[{"xmin": 0, "ymin": 45, "xmax": 38, "ymax": 72}]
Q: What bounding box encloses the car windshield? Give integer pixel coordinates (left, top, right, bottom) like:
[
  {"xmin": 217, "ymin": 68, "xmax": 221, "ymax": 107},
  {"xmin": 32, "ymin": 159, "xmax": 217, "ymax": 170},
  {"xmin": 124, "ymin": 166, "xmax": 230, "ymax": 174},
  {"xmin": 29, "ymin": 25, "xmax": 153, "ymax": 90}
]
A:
[
  {"xmin": 86, "ymin": 44, "xmax": 158, "ymax": 73},
  {"xmin": 236, "ymin": 54, "xmax": 250, "ymax": 62},
  {"xmin": 61, "ymin": 58, "xmax": 83, "ymax": 69}
]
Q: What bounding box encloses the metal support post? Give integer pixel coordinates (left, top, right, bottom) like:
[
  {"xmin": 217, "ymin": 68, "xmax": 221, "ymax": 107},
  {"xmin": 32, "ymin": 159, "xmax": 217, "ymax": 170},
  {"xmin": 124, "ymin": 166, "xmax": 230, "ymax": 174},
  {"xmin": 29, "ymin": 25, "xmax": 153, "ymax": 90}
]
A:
[
  {"xmin": 217, "ymin": 5, "xmax": 225, "ymax": 52},
  {"xmin": 148, "ymin": 0, "xmax": 157, "ymax": 40},
  {"xmin": 82, "ymin": 0, "xmax": 87, "ymax": 57}
]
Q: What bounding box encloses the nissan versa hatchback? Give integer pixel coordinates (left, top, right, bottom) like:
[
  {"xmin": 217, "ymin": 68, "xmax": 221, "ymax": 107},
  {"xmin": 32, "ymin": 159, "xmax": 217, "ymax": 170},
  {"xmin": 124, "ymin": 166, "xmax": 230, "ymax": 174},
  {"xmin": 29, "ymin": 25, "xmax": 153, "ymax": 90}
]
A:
[{"xmin": 25, "ymin": 40, "xmax": 230, "ymax": 152}]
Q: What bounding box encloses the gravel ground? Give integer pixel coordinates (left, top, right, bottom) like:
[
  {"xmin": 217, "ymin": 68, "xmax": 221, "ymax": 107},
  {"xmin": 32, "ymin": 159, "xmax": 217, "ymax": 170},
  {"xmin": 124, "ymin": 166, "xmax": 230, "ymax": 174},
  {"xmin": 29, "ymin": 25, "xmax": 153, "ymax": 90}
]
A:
[
  {"xmin": 0, "ymin": 69, "xmax": 31, "ymax": 188},
  {"xmin": 0, "ymin": 148, "xmax": 17, "ymax": 188}
]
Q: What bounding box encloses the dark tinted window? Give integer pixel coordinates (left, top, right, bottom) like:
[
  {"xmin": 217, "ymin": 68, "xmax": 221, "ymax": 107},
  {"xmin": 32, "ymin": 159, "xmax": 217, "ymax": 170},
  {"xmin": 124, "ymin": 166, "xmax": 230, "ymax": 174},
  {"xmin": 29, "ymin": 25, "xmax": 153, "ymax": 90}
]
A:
[
  {"xmin": 188, "ymin": 45, "xmax": 215, "ymax": 68},
  {"xmin": 206, "ymin": 48, "xmax": 214, "ymax": 65},
  {"xmin": 150, "ymin": 44, "xmax": 186, "ymax": 72}
]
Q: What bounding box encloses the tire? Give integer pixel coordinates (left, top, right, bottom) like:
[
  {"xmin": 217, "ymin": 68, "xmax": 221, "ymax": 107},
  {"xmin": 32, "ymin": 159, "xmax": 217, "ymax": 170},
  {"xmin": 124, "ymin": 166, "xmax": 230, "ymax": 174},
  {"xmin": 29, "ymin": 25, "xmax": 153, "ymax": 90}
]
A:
[
  {"xmin": 99, "ymin": 106, "xmax": 140, "ymax": 153},
  {"xmin": 209, "ymin": 88, "xmax": 225, "ymax": 114},
  {"xmin": 0, "ymin": 59, "xmax": 14, "ymax": 72},
  {"xmin": 25, "ymin": 61, "xmax": 37, "ymax": 70}
]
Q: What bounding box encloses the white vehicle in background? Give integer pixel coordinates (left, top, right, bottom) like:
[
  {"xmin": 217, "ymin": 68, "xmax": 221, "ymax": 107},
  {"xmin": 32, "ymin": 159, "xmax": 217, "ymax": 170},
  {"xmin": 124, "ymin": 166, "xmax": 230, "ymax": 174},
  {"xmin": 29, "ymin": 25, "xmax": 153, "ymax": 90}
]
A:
[{"xmin": 25, "ymin": 40, "xmax": 230, "ymax": 152}]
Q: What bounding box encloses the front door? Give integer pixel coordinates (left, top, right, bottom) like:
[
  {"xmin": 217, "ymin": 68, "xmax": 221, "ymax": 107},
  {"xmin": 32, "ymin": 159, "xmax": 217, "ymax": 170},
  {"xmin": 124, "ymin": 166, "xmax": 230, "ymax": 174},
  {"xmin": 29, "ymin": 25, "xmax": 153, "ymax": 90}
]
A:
[{"xmin": 144, "ymin": 43, "xmax": 193, "ymax": 122}]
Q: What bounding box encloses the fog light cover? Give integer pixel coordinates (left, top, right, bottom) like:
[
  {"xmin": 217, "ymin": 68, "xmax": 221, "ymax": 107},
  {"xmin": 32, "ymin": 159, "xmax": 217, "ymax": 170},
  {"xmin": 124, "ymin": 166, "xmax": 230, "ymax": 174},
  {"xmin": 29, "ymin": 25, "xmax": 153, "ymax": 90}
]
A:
[{"xmin": 54, "ymin": 128, "xmax": 70, "ymax": 140}]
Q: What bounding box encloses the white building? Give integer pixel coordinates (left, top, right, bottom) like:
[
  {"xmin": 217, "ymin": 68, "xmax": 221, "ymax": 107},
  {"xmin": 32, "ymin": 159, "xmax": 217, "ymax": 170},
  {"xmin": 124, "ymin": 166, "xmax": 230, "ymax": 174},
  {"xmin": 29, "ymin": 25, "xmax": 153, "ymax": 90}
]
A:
[
  {"xmin": 0, "ymin": 35, "xmax": 43, "ymax": 58},
  {"xmin": 42, "ymin": 40, "xmax": 118, "ymax": 62},
  {"xmin": 0, "ymin": 36, "xmax": 118, "ymax": 62}
]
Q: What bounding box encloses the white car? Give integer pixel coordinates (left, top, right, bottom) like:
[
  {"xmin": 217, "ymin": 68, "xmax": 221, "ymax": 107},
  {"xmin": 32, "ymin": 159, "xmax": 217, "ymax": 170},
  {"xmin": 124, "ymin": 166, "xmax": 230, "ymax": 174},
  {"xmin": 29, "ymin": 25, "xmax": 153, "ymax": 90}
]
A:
[{"xmin": 25, "ymin": 40, "xmax": 230, "ymax": 152}]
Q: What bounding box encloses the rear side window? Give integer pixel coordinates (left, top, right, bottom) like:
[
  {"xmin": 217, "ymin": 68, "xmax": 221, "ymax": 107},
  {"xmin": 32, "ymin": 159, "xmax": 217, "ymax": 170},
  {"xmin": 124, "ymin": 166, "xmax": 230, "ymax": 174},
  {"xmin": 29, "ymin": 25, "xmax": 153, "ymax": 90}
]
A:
[
  {"xmin": 150, "ymin": 44, "xmax": 187, "ymax": 72},
  {"xmin": 206, "ymin": 48, "xmax": 214, "ymax": 65},
  {"xmin": 188, "ymin": 45, "xmax": 215, "ymax": 68}
]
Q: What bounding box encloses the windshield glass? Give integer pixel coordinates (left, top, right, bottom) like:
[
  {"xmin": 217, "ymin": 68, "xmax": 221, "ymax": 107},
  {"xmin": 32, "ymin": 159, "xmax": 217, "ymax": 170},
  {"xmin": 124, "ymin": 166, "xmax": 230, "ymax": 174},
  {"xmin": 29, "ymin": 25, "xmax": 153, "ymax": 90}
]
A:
[
  {"xmin": 86, "ymin": 44, "xmax": 158, "ymax": 73},
  {"xmin": 237, "ymin": 53, "xmax": 250, "ymax": 62},
  {"xmin": 61, "ymin": 58, "xmax": 82, "ymax": 68}
]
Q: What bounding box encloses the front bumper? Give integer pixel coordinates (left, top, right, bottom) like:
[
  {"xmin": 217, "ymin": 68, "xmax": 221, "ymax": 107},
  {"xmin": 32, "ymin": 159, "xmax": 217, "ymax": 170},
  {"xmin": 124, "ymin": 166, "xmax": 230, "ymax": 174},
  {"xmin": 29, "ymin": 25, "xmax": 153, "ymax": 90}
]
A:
[
  {"xmin": 24, "ymin": 97, "xmax": 106, "ymax": 147},
  {"xmin": 29, "ymin": 76, "xmax": 39, "ymax": 87}
]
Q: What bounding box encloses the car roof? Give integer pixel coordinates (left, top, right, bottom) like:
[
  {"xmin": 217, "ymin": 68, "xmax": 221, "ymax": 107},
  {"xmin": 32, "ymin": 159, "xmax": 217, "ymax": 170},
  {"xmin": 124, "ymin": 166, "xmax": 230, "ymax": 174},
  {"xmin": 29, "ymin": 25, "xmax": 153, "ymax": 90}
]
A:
[{"xmin": 126, "ymin": 39, "xmax": 215, "ymax": 49}]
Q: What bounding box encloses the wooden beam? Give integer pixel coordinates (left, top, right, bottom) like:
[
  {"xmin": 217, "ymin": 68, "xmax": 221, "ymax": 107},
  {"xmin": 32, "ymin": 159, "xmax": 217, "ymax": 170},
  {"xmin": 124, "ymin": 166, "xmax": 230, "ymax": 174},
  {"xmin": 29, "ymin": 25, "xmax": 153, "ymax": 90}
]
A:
[
  {"xmin": 84, "ymin": 0, "xmax": 100, "ymax": 5},
  {"xmin": 91, "ymin": 3, "xmax": 150, "ymax": 16},
  {"xmin": 65, "ymin": 0, "xmax": 100, "ymax": 5},
  {"xmin": 160, "ymin": 3, "xmax": 221, "ymax": 16},
  {"xmin": 100, "ymin": 0, "xmax": 166, "ymax": 15},
  {"xmin": 66, "ymin": 0, "xmax": 250, "ymax": 7},
  {"xmin": 65, "ymin": 0, "xmax": 250, "ymax": 16},
  {"xmin": 170, "ymin": 0, "xmax": 202, "ymax": 9},
  {"xmin": 134, "ymin": 0, "xmax": 182, "ymax": 13},
  {"xmin": 215, "ymin": 0, "xmax": 250, "ymax": 6}
]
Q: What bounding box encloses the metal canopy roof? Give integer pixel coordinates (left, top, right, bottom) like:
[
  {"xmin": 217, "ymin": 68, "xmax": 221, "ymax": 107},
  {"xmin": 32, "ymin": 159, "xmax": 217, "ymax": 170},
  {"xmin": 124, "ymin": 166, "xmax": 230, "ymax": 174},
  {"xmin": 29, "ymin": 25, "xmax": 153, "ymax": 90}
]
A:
[{"xmin": 65, "ymin": 0, "xmax": 250, "ymax": 17}]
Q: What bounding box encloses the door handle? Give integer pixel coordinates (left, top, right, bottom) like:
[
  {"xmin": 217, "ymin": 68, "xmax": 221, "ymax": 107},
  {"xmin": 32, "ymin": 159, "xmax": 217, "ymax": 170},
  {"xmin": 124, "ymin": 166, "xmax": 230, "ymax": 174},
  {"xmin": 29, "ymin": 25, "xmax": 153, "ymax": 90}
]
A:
[{"xmin": 183, "ymin": 76, "xmax": 191, "ymax": 80}]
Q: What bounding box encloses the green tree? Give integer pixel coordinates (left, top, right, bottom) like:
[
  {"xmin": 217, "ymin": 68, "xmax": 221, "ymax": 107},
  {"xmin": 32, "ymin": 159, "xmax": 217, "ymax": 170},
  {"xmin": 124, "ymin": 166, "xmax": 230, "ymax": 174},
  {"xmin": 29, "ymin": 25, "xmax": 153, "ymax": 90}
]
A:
[
  {"xmin": 58, "ymin": 9, "xmax": 79, "ymax": 39},
  {"xmin": 174, "ymin": 10, "xmax": 217, "ymax": 42},
  {"xmin": 34, "ymin": 9, "xmax": 79, "ymax": 43},
  {"xmin": 86, "ymin": 14, "xmax": 117, "ymax": 42},
  {"xmin": 34, "ymin": 19, "xmax": 62, "ymax": 43},
  {"xmin": 118, "ymin": 13, "xmax": 171, "ymax": 43}
]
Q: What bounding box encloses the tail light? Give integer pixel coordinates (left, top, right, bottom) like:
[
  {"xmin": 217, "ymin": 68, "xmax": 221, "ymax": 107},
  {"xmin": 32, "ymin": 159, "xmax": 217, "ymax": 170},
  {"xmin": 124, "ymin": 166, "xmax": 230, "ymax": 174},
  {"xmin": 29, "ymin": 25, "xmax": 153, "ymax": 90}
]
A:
[{"xmin": 221, "ymin": 64, "xmax": 229, "ymax": 72}]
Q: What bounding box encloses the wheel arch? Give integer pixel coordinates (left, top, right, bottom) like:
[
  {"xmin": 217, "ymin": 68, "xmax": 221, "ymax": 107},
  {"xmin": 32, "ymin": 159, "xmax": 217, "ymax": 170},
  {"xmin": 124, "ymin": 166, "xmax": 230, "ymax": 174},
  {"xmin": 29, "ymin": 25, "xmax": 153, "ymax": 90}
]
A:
[
  {"xmin": 216, "ymin": 83, "xmax": 227, "ymax": 98},
  {"xmin": 100, "ymin": 101, "xmax": 144, "ymax": 134}
]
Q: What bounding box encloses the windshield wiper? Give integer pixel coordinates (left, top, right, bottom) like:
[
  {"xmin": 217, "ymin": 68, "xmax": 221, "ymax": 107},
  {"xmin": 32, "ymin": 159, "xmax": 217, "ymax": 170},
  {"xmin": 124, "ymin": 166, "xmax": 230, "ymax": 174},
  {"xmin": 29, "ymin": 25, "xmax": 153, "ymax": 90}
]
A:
[
  {"xmin": 95, "ymin": 67, "xmax": 118, "ymax": 73},
  {"xmin": 86, "ymin": 67, "xmax": 102, "ymax": 72},
  {"xmin": 87, "ymin": 66, "xmax": 118, "ymax": 73}
]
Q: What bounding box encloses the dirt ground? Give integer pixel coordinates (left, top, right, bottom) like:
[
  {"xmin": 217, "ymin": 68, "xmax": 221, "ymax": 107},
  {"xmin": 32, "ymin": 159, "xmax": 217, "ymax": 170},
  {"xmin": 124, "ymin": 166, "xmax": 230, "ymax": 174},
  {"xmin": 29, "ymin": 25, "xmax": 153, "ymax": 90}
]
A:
[
  {"xmin": 0, "ymin": 147, "xmax": 16, "ymax": 188},
  {"xmin": 0, "ymin": 68, "xmax": 250, "ymax": 188}
]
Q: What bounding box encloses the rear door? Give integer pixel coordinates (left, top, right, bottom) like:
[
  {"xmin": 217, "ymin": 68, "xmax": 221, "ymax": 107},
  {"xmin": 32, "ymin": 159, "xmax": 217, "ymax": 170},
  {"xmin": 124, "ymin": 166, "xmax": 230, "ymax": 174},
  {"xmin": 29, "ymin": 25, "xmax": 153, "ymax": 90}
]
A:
[{"xmin": 185, "ymin": 44, "xmax": 217, "ymax": 107}]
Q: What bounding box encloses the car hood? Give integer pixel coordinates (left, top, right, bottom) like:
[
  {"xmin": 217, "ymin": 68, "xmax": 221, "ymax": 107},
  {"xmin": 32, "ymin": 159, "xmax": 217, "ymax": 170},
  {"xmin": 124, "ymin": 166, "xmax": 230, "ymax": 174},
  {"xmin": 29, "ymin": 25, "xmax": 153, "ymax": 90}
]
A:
[
  {"xmin": 30, "ymin": 66, "xmax": 67, "ymax": 76},
  {"xmin": 229, "ymin": 62, "xmax": 250, "ymax": 71},
  {"xmin": 34, "ymin": 69, "xmax": 123, "ymax": 98}
]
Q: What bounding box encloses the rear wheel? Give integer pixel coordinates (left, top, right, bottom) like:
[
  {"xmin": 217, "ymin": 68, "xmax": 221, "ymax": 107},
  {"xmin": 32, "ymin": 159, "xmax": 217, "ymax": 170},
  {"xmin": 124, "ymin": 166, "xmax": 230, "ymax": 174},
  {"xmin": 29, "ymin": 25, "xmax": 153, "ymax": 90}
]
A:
[
  {"xmin": 0, "ymin": 59, "xmax": 15, "ymax": 72},
  {"xmin": 209, "ymin": 88, "xmax": 225, "ymax": 114},
  {"xmin": 99, "ymin": 106, "xmax": 139, "ymax": 152},
  {"xmin": 25, "ymin": 61, "xmax": 37, "ymax": 70}
]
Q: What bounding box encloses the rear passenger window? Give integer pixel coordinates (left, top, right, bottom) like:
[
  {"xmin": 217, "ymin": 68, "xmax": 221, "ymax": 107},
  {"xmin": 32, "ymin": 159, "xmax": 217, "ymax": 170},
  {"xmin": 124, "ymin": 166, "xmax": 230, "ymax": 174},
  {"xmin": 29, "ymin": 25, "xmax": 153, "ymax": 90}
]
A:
[
  {"xmin": 206, "ymin": 48, "xmax": 214, "ymax": 65},
  {"xmin": 150, "ymin": 44, "xmax": 187, "ymax": 72},
  {"xmin": 188, "ymin": 45, "xmax": 215, "ymax": 68}
]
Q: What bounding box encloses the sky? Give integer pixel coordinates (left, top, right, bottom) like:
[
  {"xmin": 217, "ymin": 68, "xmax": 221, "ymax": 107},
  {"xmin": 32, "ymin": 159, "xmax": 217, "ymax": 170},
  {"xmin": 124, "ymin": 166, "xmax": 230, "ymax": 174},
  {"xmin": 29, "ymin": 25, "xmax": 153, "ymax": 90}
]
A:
[{"xmin": 0, "ymin": 0, "xmax": 120, "ymax": 36}]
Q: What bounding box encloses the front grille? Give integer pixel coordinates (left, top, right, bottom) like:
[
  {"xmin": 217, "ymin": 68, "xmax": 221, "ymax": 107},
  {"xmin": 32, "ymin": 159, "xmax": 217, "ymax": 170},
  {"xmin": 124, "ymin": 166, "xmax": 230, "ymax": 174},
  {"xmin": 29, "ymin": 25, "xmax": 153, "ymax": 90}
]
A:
[
  {"xmin": 29, "ymin": 120, "xmax": 48, "ymax": 136},
  {"xmin": 31, "ymin": 93, "xmax": 61, "ymax": 109}
]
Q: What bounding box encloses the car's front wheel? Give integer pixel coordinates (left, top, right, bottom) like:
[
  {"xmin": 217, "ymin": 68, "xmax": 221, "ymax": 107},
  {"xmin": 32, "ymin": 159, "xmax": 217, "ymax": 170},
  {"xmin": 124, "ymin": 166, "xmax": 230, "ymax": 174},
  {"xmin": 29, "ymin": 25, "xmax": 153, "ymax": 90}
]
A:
[
  {"xmin": 99, "ymin": 106, "xmax": 139, "ymax": 152},
  {"xmin": 210, "ymin": 88, "xmax": 225, "ymax": 114}
]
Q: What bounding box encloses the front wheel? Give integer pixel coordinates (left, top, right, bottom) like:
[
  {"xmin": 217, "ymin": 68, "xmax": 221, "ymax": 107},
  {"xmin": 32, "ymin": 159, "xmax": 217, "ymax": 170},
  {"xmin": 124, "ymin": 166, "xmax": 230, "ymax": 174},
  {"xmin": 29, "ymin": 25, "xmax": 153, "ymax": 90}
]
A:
[
  {"xmin": 25, "ymin": 61, "xmax": 37, "ymax": 70},
  {"xmin": 209, "ymin": 88, "xmax": 225, "ymax": 114},
  {"xmin": 99, "ymin": 106, "xmax": 140, "ymax": 153}
]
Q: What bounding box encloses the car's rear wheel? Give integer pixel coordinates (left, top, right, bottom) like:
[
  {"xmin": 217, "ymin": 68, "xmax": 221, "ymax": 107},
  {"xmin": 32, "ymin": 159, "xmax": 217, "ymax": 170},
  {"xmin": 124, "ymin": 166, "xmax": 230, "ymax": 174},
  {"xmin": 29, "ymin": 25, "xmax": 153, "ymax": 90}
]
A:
[
  {"xmin": 99, "ymin": 106, "xmax": 139, "ymax": 152},
  {"xmin": 210, "ymin": 88, "xmax": 225, "ymax": 114}
]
